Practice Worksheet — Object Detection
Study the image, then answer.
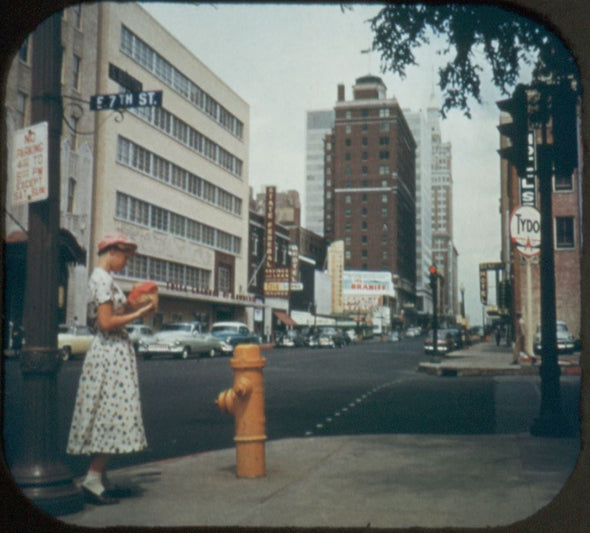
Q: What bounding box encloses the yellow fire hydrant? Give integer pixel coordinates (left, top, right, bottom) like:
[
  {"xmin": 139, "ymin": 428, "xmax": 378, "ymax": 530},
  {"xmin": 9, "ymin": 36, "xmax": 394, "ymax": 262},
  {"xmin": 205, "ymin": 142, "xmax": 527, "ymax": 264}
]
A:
[{"xmin": 216, "ymin": 344, "xmax": 266, "ymax": 478}]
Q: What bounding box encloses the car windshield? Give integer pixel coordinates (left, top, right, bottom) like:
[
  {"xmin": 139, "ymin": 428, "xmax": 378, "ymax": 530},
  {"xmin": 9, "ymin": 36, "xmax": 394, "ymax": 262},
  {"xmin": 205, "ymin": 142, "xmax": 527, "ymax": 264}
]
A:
[
  {"xmin": 557, "ymin": 323, "xmax": 568, "ymax": 332},
  {"xmin": 211, "ymin": 325, "xmax": 238, "ymax": 333},
  {"xmin": 161, "ymin": 324, "xmax": 191, "ymax": 332}
]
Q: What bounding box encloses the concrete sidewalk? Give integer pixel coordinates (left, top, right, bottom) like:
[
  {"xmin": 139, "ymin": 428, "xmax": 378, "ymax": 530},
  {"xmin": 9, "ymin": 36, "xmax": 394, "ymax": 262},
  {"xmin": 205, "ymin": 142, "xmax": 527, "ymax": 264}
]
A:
[
  {"xmin": 56, "ymin": 340, "xmax": 583, "ymax": 530},
  {"xmin": 418, "ymin": 340, "xmax": 581, "ymax": 377}
]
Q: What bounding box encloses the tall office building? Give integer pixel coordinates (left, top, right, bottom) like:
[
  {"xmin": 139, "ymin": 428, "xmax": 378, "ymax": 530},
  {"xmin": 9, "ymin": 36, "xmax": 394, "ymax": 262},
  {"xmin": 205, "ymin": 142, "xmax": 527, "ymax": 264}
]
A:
[
  {"xmin": 323, "ymin": 76, "xmax": 416, "ymax": 310},
  {"xmin": 305, "ymin": 109, "xmax": 334, "ymax": 235},
  {"xmin": 430, "ymin": 110, "xmax": 456, "ymax": 319},
  {"xmin": 403, "ymin": 108, "xmax": 433, "ymax": 320}
]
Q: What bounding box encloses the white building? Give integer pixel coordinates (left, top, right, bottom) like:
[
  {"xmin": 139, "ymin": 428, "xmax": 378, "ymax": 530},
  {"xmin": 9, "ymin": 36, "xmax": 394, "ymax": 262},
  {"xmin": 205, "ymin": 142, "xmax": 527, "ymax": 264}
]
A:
[
  {"xmin": 403, "ymin": 107, "xmax": 433, "ymax": 319},
  {"xmin": 91, "ymin": 3, "xmax": 253, "ymax": 329},
  {"xmin": 304, "ymin": 109, "xmax": 334, "ymax": 234}
]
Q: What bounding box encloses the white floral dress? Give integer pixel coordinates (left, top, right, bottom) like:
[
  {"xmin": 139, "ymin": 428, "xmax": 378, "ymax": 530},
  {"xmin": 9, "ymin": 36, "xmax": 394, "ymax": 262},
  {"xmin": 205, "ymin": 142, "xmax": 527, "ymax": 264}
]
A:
[{"xmin": 67, "ymin": 267, "xmax": 147, "ymax": 455}]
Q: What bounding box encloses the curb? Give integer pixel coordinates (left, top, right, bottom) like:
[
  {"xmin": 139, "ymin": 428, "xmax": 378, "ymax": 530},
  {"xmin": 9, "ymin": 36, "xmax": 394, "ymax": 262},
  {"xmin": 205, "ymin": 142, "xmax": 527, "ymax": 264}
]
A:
[{"xmin": 417, "ymin": 363, "xmax": 540, "ymax": 377}]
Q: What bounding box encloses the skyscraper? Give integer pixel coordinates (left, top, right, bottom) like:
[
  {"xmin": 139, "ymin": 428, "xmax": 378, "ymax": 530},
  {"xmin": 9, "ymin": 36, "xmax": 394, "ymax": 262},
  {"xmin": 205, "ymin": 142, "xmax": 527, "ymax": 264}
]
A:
[
  {"xmin": 305, "ymin": 109, "xmax": 334, "ymax": 235},
  {"xmin": 323, "ymin": 76, "xmax": 416, "ymax": 311}
]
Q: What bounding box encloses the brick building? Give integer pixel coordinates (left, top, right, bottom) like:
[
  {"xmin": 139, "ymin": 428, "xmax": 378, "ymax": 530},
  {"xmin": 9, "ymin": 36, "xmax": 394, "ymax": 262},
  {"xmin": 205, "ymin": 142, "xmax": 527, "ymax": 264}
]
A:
[{"xmin": 323, "ymin": 75, "xmax": 417, "ymax": 312}]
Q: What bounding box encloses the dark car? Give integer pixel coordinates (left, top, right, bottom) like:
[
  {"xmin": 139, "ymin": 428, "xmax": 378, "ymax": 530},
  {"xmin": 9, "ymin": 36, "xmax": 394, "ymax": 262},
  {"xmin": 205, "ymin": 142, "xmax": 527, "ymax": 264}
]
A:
[
  {"xmin": 210, "ymin": 321, "xmax": 261, "ymax": 354},
  {"xmin": 424, "ymin": 329, "xmax": 454, "ymax": 355},
  {"xmin": 447, "ymin": 328, "xmax": 464, "ymax": 350},
  {"xmin": 533, "ymin": 321, "xmax": 576, "ymax": 355},
  {"xmin": 276, "ymin": 329, "xmax": 305, "ymax": 348},
  {"xmin": 317, "ymin": 326, "xmax": 347, "ymax": 348}
]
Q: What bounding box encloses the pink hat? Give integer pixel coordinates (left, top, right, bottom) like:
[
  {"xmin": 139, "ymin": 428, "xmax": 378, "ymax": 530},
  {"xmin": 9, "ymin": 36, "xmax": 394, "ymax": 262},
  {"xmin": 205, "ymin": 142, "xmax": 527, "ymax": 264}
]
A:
[{"xmin": 97, "ymin": 232, "xmax": 138, "ymax": 253}]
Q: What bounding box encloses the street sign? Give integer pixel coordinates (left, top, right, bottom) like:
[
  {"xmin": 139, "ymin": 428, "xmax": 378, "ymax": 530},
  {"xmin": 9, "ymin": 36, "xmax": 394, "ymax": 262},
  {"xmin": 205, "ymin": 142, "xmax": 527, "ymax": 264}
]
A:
[
  {"xmin": 90, "ymin": 90, "xmax": 163, "ymax": 111},
  {"xmin": 510, "ymin": 205, "xmax": 541, "ymax": 256},
  {"xmin": 12, "ymin": 121, "xmax": 48, "ymax": 205}
]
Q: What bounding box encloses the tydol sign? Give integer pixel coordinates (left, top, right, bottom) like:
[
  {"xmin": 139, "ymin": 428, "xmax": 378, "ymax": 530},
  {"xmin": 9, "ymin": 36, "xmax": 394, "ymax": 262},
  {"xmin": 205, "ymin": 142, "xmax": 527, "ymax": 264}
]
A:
[{"xmin": 510, "ymin": 205, "xmax": 541, "ymax": 256}]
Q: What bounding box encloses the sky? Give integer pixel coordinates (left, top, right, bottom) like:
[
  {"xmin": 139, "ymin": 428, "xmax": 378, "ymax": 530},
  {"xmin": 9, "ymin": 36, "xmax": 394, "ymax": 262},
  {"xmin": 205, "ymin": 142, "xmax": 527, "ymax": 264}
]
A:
[{"xmin": 141, "ymin": 2, "xmax": 535, "ymax": 325}]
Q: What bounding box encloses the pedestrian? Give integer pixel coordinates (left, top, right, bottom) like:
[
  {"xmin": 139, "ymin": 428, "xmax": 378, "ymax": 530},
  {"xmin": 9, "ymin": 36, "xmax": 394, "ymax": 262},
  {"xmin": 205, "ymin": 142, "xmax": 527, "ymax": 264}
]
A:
[
  {"xmin": 495, "ymin": 326, "xmax": 501, "ymax": 346},
  {"xmin": 512, "ymin": 311, "xmax": 527, "ymax": 364},
  {"xmin": 67, "ymin": 233, "xmax": 155, "ymax": 505}
]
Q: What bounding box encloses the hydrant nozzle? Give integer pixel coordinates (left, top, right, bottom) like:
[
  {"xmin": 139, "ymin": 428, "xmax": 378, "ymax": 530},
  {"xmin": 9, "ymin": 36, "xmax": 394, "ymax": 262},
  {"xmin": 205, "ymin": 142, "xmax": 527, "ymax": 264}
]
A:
[{"xmin": 216, "ymin": 344, "xmax": 266, "ymax": 478}]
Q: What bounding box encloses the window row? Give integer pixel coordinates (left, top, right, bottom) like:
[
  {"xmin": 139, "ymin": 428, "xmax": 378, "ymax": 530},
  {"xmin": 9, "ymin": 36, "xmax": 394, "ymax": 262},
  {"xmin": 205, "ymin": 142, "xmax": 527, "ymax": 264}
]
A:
[
  {"xmin": 116, "ymin": 191, "xmax": 241, "ymax": 255},
  {"xmin": 129, "ymin": 103, "xmax": 243, "ymax": 177},
  {"xmin": 123, "ymin": 253, "xmax": 211, "ymax": 290},
  {"xmin": 121, "ymin": 25, "xmax": 244, "ymax": 139},
  {"xmin": 117, "ymin": 136, "xmax": 242, "ymax": 215}
]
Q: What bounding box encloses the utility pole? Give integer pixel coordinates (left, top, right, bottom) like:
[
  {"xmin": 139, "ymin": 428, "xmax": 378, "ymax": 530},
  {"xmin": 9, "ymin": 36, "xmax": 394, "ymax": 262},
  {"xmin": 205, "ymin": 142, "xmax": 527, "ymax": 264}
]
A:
[
  {"xmin": 429, "ymin": 265, "xmax": 438, "ymax": 356},
  {"xmin": 11, "ymin": 13, "xmax": 84, "ymax": 515}
]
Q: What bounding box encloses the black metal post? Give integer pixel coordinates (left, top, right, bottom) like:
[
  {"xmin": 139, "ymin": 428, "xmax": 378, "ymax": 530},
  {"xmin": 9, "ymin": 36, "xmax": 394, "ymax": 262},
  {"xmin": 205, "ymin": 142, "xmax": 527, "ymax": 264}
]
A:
[
  {"xmin": 10, "ymin": 13, "xmax": 84, "ymax": 515},
  {"xmin": 432, "ymin": 278, "xmax": 438, "ymax": 357},
  {"xmin": 530, "ymin": 109, "xmax": 571, "ymax": 437}
]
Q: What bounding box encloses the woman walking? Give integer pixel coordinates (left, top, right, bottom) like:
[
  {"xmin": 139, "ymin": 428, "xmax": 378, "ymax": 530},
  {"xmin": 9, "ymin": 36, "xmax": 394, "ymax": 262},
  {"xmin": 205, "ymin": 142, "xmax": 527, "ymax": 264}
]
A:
[{"xmin": 67, "ymin": 233, "xmax": 154, "ymax": 505}]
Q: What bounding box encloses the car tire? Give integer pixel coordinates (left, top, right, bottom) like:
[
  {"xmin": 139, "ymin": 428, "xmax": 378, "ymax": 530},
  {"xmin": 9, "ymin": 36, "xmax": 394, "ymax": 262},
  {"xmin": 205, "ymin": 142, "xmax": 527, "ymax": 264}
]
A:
[
  {"xmin": 61, "ymin": 346, "xmax": 71, "ymax": 361},
  {"xmin": 181, "ymin": 347, "xmax": 190, "ymax": 360}
]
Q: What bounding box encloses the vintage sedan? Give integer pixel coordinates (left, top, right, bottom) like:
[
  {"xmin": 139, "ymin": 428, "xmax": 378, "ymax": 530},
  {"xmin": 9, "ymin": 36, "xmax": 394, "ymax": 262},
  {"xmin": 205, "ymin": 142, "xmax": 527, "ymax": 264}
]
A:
[
  {"xmin": 58, "ymin": 325, "xmax": 95, "ymax": 360},
  {"xmin": 210, "ymin": 322, "xmax": 260, "ymax": 354},
  {"xmin": 533, "ymin": 321, "xmax": 576, "ymax": 355},
  {"xmin": 137, "ymin": 321, "xmax": 228, "ymax": 360},
  {"xmin": 424, "ymin": 329, "xmax": 454, "ymax": 355}
]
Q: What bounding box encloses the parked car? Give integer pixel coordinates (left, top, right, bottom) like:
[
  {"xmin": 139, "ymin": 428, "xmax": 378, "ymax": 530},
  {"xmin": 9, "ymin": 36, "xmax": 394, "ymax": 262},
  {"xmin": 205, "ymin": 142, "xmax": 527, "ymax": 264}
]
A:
[
  {"xmin": 317, "ymin": 326, "xmax": 347, "ymax": 348},
  {"xmin": 533, "ymin": 321, "xmax": 576, "ymax": 355},
  {"xmin": 276, "ymin": 329, "xmax": 305, "ymax": 348},
  {"xmin": 424, "ymin": 329, "xmax": 454, "ymax": 355},
  {"xmin": 137, "ymin": 321, "xmax": 227, "ymax": 359},
  {"xmin": 345, "ymin": 328, "xmax": 359, "ymax": 344},
  {"xmin": 302, "ymin": 328, "xmax": 320, "ymax": 348},
  {"xmin": 125, "ymin": 323, "xmax": 154, "ymax": 351},
  {"xmin": 388, "ymin": 331, "xmax": 400, "ymax": 342},
  {"xmin": 406, "ymin": 326, "xmax": 422, "ymax": 338},
  {"xmin": 447, "ymin": 328, "xmax": 464, "ymax": 350},
  {"xmin": 58, "ymin": 325, "xmax": 95, "ymax": 360},
  {"xmin": 209, "ymin": 322, "xmax": 260, "ymax": 354}
]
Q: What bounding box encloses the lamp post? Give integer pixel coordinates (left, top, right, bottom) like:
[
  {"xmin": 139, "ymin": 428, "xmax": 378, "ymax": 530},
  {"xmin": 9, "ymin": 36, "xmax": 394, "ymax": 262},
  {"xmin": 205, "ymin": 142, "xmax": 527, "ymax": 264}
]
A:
[{"xmin": 10, "ymin": 13, "xmax": 83, "ymax": 515}]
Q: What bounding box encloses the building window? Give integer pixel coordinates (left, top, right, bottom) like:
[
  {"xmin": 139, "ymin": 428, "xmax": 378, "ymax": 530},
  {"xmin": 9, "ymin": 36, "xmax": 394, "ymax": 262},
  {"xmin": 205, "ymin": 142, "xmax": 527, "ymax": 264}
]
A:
[
  {"xmin": 66, "ymin": 178, "xmax": 76, "ymax": 213},
  {"xmin": 362, "ymin": 207, "xmax": 368, "ymax": 216},
  {"xmin": 345, "ymin": 111, "xmax": 352, "ymax": 120},
  {"xmin": 218, "ymin": 265, "xmax": 232, "ymax": 293},
  {"xmin": 345, "ymin": 152, "xmax": 351, "ymax": 161},
  {"xmin": 361, "ymin": 235, "xmax": 368, "ymax": 244},
  {"xmin": 361, "ymin": 221, "xmax": 368, "ymax": 230},
  {"xmin": 380, "ymin": 122, "xmax": 390, "ymax": 132},
  {"xmin": 72, "ymin": 54, "xmax": 81, "ymax": 89},
  {"xmin": 379, "ymin": 137, "xmax": 390, "ymax": 145},
  {"xmin": 72, "ymin": 4, "xmax": 82, "ymax": 28},
  {"xmin": 69, "ymin": 115, "xmax": 78, "ymax": 149},
  {"xmin": 362, "ymin": 109, "xmax": 369, "ymax": 118},
  {"xmin": 361, "ymin": 152, "xmax": 368, "ymax": 160},
  {"xmin": 345, "ymin": 194, "xmax": 352, "ymax": 204},
  {"xmin": 379, "ymin": 108, "xmax": 390, "ymax": 118},
  {"xmin": 345, "ymin": 166, "xmax": 351, "ymax": 176},
  {"xmin": 345, "ymin": 209, "xmax": 352, "ymax": 217},
  {"xmin": 15, "ymin": 91, "xmax": 27, "ymax": 129},
  {"xmin": 379, "ymin": 151, "xmax": 390, "ymax": 159},
  {"xmin": 362, "ymin": 194, "xmax": 367, "ymax": 202},
  {"xmin": 345, "ymin": 138, "xmax": 351, "ymax": 146},
  {"xmin": 554, "ymin": 172, "xmax": 573, "ymax": 191},
  {"xmin": 362, "ymin": 137, "xmax": 368, "ymax": 146},
  {"xmin": 19, "ymin": 36, "xmax": 29, "ymax": 63},
  {"xmin": 362, "ymin": 166, "xmax": 368, "ymax": 175},
  {"xmin": 362, "ymin": 124, "xmax": 368, "ymax": 132},
  {"xmin": 555, "ymin": 217, "xmax": 575, "ymax": 248},
  {"xmin": 379, "ymin": 165, "xmax": 390, "ymax": 175}
]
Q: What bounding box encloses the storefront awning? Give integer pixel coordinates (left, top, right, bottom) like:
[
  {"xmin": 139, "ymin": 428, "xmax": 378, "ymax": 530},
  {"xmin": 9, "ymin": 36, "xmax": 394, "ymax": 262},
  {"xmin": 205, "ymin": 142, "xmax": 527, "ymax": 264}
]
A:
[{"xmin": 274, "ymin": 310, "xmax": 297, "ymax": 327}]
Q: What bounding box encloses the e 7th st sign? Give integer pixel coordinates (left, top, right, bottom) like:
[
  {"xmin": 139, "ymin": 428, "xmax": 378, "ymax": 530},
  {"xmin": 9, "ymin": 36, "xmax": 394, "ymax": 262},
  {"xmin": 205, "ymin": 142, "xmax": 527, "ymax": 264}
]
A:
[{"xmin": 90, "ymin": 90, "xmax": 163, "ymax": 111}]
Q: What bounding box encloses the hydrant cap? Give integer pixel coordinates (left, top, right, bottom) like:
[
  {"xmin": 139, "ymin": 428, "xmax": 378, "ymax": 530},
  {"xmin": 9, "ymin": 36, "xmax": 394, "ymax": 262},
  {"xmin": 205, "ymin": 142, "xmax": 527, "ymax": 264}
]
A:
[{"xmin": 231, "ymin": 344, "xmax": 266, "ymax": 369}]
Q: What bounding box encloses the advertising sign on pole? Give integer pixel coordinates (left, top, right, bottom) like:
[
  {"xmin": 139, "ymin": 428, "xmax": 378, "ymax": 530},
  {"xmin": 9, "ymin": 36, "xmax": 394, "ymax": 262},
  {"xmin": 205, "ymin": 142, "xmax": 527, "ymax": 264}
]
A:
[
  {"xmin": 12, "ymin": 121, "xmax": 49, "ymax": 205},
  {"xmin": 510, "ymin": 205, "xmax": 541, "ymax": 256}
]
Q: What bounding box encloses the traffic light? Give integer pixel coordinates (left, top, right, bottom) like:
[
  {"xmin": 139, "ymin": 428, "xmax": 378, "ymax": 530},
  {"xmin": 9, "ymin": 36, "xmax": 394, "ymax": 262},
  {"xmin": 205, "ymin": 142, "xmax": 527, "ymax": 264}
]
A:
[
  {"xmin": 429, "ymin": 265, "xmax": 437, "ymax": 293},
  {"xmin": 552, "ymin": 83, "xmax": 578, "ymax": 179},
  {"xmin": 497, "ymin": 84, "xmax": 529, "ymax": 176}
]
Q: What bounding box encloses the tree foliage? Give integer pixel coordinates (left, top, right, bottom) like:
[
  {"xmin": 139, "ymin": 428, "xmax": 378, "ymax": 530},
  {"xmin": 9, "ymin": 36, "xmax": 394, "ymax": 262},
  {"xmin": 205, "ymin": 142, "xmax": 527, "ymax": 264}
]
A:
[{"xmin": 369, "ymin": 4, "xmax": 579, "ymax": 117}]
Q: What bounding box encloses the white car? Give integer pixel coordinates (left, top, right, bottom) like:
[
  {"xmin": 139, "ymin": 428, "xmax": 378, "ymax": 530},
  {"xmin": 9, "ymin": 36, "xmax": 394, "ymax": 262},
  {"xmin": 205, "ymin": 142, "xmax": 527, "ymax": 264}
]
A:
[
  {"xmin": 125, "ymin": 324, "xmax": 154, "ymax": 351},
  {"xmin": 58, "ymin": 325, "xmax": 95, "ymax": 360},
  {"xmin": 209, "ymin": 321, "xmax": 260, "ymax": 355}
]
